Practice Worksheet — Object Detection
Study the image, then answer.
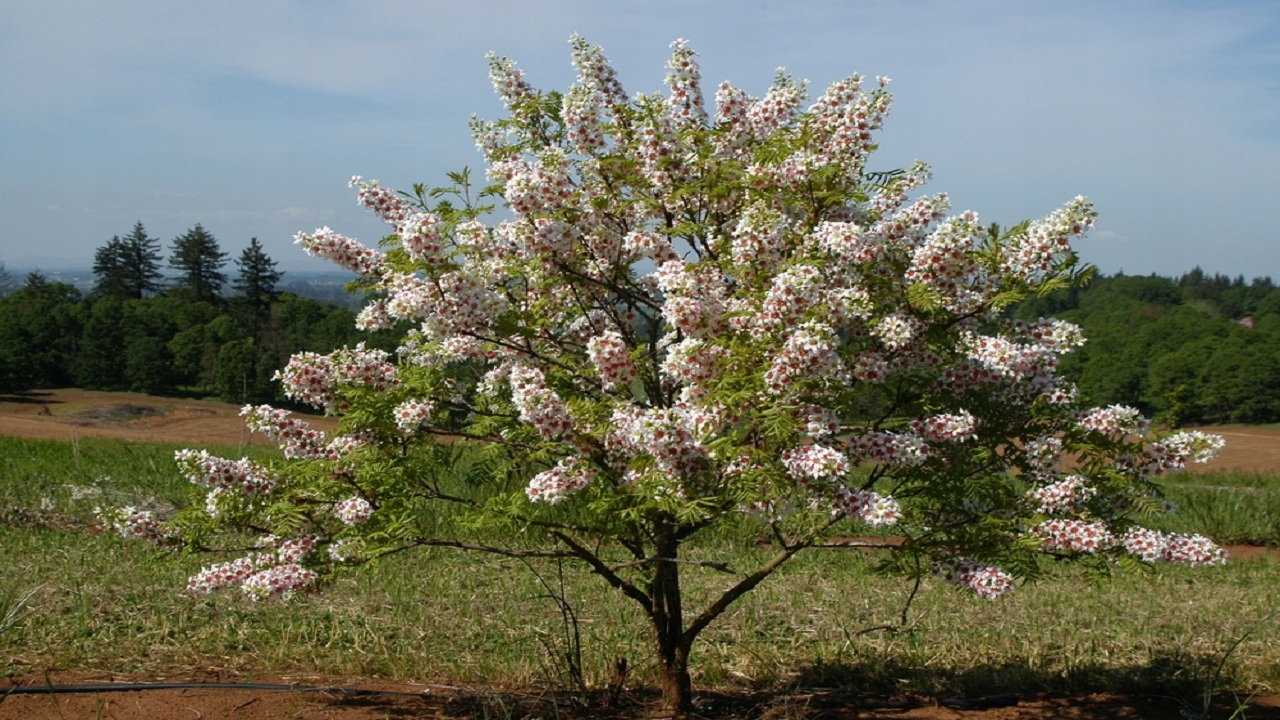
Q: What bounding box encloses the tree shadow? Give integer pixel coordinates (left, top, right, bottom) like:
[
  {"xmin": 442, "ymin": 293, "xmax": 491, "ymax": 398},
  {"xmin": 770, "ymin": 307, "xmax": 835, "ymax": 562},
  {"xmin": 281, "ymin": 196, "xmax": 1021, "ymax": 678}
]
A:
[
  {"xmin": 0, "ymin": 390, "xmax": 58, "ymax": 404},
  {"xmin": 787, "ymin": 652, "xmax": 1280, "ymax": 719}
]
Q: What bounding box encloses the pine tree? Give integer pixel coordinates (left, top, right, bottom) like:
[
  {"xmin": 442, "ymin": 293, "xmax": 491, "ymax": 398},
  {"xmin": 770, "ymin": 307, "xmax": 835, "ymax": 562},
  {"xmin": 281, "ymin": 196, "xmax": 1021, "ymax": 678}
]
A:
[
  {"xmin": 92, "ymin": 236, "xmax": 129, "ymax": 298},
  {"xmin": 169, "ymin": 224, "xmax": 228, "ymax": 302},
  {"xmin": 233, "ymin": 238, "xmax": 283, "ymax": 311},
  {"xmin": 93, "ymin": 223, "xmax": 164, "ymax": 299}
]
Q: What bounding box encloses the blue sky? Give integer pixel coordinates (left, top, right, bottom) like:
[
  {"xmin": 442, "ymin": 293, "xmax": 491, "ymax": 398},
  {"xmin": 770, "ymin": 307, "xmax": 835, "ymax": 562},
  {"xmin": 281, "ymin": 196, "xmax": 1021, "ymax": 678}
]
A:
[{"xmin": 2, "ymin": 1, "xmax": 1278, "ymax": 278}]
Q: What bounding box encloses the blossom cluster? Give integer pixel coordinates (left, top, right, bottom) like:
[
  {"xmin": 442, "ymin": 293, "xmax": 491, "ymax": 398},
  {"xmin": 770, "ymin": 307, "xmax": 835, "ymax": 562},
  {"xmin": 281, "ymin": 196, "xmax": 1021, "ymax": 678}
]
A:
[
  {"xmin": 275, "ymin": 344, "xmax": 400, "ymax": 411},
  {"xmin": 174, "ymin": 449, "xmax": 275, "ymax": 496},
  {"xmin": 241, "ymin": 404, "xmax": 330, "ymax": 460},
  {"xmin": 294, "ymin": 227, "xmax": 384, "ymax": 277},
  {"xmin": 188, "ymin": 554, "xmax": 276, "ymax": 595},
  {"xmin": 350, "ymin": 177, "xmax": 446, "ymax": 265},
  {"xmin": 526, "ymin": 456, "xmax": 599, "ymax": 503},
  {"xmin": 781, "ymin": 444, "xmax": 849, "ymax": 482},
  {"xmin": 1028, "ymin": 474, "xmax": 1095, "ymax": 514},
  {"xmin": 764, "ymin": 322, "xmax": 844, "ymax": 394},
  {"xmin": 240, "ymin": 564, "xmax": 318, "ymax": 601},
  {"xmin": 832, "ymin": 483, "xmax": 900, "ymax": 526},
  {"xmin": 509, "ymin": 365, "xmax": 574, "ymax": 439},
  {"xmin": 1121, "ymin": 528, "xmax": 1227, "ymax": 566},
  {"xmin": 1002, "ymin": 196, "xmax": 1096, "ymax": 285},
  {"xmin": 607, "ymin": 404, "xmax": 710, "ymax": 477},
  {"xmin": 1077, "ymin": 404, "xmax": 1150, "ymax": 437},
  {"xmin": 911, "ymin": 412, "xmax": 978, "ymax": 443},
  {"xmin": 97, "ymin": 506, "xmax": 167, "ymax": 544},
  {"xmin": 393, "ymin": 398, "xmax": 434, "ymax": 433},
  {"xmin": 1124, "ymin": 430, "xmax": 1226, "ymax": 477},
  {"xmin": 335, "ymin": 497, "xmax": 374, "ymax": 525},
  {"xmin": 1035, "ymin": 518, "xmax": 1115, "ymax": 554},
  {"xmin": 587, "ymin": 330, "xmax": 637, "ymax": 391},
  {"xmin": 851, "ymin": 431, "xmax": 929, "ymax": 467},
  {"xmin": 933, "ymin": 558, "xmax": 1016, "ymax": 600}
]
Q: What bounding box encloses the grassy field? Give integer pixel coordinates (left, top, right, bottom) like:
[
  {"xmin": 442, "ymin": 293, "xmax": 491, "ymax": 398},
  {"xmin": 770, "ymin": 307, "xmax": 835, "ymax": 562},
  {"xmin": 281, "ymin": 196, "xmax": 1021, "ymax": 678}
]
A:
[{"xmin": 2, "ymin": 434, "xmax": 1280, "ymax": 703}]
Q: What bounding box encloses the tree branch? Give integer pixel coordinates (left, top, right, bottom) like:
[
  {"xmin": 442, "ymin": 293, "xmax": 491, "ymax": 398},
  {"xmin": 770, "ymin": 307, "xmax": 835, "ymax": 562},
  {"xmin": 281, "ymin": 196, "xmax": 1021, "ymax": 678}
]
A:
[
  {"xmin": 549, "ymin": 530, "xmax": 653, "ymax": 612},
  {"xmin": 683, "ymin": 511, "xmax": 846, "ymax": 645}
]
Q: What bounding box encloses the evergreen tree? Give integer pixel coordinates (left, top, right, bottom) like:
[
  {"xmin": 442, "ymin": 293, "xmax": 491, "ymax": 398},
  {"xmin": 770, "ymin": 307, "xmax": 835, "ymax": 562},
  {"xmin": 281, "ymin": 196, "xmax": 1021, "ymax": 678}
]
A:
[
  {"xmin": 169, "ymin": 224, "xmax": 228, "ymax": 302},
  {"xmin": 93, "ymin": 223, "xmax": 164, "ymax": 299},
  {"xmin": 92, "ymin": 236, "xmax": 129, "ymax": 298},
  {"xmin": 233, "ymin": 238, "xmax": 283, "ymax": 314}
]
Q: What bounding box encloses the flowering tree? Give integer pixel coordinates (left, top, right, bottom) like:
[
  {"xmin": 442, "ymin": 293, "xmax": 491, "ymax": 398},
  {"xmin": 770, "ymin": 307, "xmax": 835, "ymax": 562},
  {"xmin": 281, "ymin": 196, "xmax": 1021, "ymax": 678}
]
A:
[{"xmin": 104, "ymin": 37, "xmax": 1227, "ymax": 713}]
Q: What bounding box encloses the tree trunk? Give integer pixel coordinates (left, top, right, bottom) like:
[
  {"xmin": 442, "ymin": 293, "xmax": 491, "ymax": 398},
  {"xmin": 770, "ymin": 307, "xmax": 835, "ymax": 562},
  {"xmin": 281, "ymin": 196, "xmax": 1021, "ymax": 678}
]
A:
[
  {"xmin": 656, "ymin": 639, "xmax": 693, "ymax": 714},
  {"xmin": 651, "ymin": 519, "xmax": 693, "ymax": 714}
]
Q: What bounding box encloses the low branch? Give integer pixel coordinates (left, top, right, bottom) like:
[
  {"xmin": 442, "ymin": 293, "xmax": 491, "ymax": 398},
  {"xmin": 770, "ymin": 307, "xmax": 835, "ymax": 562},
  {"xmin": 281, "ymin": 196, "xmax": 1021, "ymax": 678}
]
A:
[
  {"xmin": 549, "ymin": 530, "xmax": 653, "ymax": 612},
  {"xmin": 683, "ymin": 512, "xmax": 846, "ymax": 645},
  {"xmin": 377, "ymin": 538, "xmax": 575, "ymax": 561}
]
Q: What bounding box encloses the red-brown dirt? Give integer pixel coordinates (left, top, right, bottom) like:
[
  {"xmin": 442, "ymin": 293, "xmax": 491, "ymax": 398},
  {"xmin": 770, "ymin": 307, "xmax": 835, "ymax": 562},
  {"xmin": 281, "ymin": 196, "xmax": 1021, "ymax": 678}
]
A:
[
  {"xmin": 0, "ymin": 388, "xmax": 339, "ymax": 446},
  {"xmin": 3, "ymin": 389, "xmax": 1280, "ymax": 719},
  {"xmin": 5, "ymin": 670, "xmax": 1279, "ymax": 720}
]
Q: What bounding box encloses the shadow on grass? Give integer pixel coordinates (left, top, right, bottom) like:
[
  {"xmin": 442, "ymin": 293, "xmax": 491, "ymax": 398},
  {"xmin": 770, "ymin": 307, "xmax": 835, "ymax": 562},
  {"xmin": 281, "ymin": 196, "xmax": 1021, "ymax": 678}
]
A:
[
  {"xmin": 785, "ymin": 652, "xmax": 1280, "ymax": 719},
  {"xmin": 307, "ymin": 653, "xmax": 1280, "ymax": 720},
  {"xmin": 0, "ymin": 390, "xmax": 57, "ymax": 405}
]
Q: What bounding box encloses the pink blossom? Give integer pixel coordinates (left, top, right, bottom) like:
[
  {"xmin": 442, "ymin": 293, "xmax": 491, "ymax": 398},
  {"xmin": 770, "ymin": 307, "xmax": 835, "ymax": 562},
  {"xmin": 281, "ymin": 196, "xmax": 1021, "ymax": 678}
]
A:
[
  {"xmin": 587, "ymin": 330, "xmax": 637, "ymax": 391},
  {"xmin": 509, "ymin": 365, "xmax": 574, "ymax": 439},
  {"xmin": 174, "ymin": 449, "xmax": 275, "ymax": 496},
  {"xmin": 1034, "ymin": 519, "xmax": 1114, "ymax": 554},
  {"xmin": 527, "ymin": 457, "xmax": 599, "ymax": 503},
  {"xmin": 335, "ymin": 497, "xmax": 374, "ymax": 525},
  {"xmin": 394, "ymin": 398, "xmax": 434, "ymax": 433},
  {"xmin": 294, "ymin": 227, "xmax": 384, "ymax": 277},
  {"xmin": 1121, "ymin": 528, "xmax": 1226, "ymax": 566},
  {"xmin": 241, "ymin": 564, "xmax": 317, "ymax": 601},
  {"xmin": 1028, "ymin": 475, "xmax": 1094, "ymax": 514},
  {"xmin": 832, "ymin": 483, "xmax": 900, "ymax": 526},
  {"xmin": 782, "ymin": 444, "xmax": 850, "ymax": 482},
  {"xmin": 934, "ymin": 558, "xmax": 1016, "ymax": 600}
]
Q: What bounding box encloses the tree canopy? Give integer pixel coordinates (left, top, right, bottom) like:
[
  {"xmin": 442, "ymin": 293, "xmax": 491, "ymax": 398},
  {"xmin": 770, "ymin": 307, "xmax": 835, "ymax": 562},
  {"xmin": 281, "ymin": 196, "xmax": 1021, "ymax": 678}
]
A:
[{"xmin": 101, "ymin": 38, "xmax": 1232, "ymax": 713}]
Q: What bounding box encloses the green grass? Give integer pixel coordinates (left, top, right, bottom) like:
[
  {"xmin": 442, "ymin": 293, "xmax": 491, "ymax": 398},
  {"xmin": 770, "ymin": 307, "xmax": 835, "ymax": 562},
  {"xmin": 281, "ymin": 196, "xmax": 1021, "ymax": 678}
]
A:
[
  {"xmin": 1151, "ymin": 471, "xmax": 1280, "ymax": 545},
  {"xmin": 2, "ymin": 435, "xmax": 1280, "ymax": 703}
]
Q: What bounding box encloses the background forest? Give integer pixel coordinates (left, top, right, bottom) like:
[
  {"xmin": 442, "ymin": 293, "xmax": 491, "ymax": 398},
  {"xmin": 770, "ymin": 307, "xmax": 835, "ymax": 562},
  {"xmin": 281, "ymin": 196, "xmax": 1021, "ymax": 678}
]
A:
[
  {"xmin": 0, "ymin": 223, "xmax": 395, "ymax": 405},
  {"xmin": 0, "ymin": 222, "xmax": 1276, "ymax": 425}
]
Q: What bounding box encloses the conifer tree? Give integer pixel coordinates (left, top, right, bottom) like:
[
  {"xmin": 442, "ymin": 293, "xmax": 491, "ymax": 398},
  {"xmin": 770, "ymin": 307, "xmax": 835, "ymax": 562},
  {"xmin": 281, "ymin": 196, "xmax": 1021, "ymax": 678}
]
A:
[
  {"xmin": 169, "ymin": 224, "xmax": 228, "ymax": 302},
  {"xmin": 93, "ymin": 222, "xmax": 164, "ymax": 299},
  {"xmin": 233, "ymin": 238, "xmax": 284, "ymax": 312}
]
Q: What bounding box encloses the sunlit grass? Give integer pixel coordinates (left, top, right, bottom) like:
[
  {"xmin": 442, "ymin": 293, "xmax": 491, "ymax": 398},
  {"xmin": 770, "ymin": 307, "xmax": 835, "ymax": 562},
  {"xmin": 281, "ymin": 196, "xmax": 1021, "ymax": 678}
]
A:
[{"xmin": 2, "ymin": 434, "xmax": 1279, "ymax": 702}]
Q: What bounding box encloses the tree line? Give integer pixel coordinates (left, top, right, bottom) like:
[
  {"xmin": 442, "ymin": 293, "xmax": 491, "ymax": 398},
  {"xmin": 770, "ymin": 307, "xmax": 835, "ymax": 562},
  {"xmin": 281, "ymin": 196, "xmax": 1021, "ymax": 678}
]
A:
[
  {"xmin": 1013, "ymin": 268, "xmax": 1280, "ymax": 425},
  {"xmin": 2, "ymin": 220, "xmax": 1278, "ymax": 426},
  {"xmin": 0, "ymin": 223, "xmax": 391, "ymax": 404}
]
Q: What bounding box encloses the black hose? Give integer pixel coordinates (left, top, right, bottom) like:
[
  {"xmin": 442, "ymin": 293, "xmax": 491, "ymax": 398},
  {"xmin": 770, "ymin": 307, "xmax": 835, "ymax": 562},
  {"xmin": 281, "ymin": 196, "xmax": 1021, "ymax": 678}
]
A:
[{"xmin": 1, "ymin": 682, "xmax": 430, "ymax": 697}]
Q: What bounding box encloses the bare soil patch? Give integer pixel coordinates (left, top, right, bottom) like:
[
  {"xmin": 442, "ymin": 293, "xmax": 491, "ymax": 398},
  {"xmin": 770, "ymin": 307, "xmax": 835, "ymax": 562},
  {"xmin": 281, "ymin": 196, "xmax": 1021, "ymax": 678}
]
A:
[
  {"xmin": 0, "ymin": 388, "xmax": 337, "ymax": 446},
  {"xmin": 1196, "ymin": 426, "xmax": 1280, "ymax": 474}
]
